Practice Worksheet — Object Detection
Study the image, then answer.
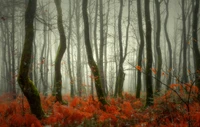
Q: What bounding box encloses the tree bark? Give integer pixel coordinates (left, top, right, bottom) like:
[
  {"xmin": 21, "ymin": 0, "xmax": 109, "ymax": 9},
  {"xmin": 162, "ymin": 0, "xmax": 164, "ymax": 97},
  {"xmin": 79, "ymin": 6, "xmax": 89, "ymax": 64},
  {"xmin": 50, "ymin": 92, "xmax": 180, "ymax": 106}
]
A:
[
  {"xmin": 17, "ymin": 0, "xmax": 45, "ymax": 119},
  {"xmin": 164, "ymin": 0, "xmax": 172, "ymax": 88},
  {"xmin": 192, "ymin": 0, "xmax": 200, "ymax": 95},
  {"xmin": 53, "ymin": 0, "xmax": 67, "ymax": 104},
  {"xmin": 82, "ymin": 0, "xmax": 108, "ymax": 105},
  {"xmin": 136, "ymin": 0, "xmax": 145, "ymax": 98},
  {"xmin": 155, "ymin": 0, "xmax": 162, "ymax": 94},
  {"xmin": 145, "ymin": 0, "xmax": 154, "ymax": 106},
  {"xmin": 181, "ymin": 0, "xmax": 188, "ymax": 83}
]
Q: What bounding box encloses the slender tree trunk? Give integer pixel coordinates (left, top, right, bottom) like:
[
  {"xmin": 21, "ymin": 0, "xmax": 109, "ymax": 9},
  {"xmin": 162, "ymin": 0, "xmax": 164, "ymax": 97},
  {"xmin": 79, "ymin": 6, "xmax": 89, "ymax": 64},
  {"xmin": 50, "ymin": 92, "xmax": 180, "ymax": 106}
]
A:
[
  {"xmin": 164, "ymin": 0, "xmax": 172, "ymax": 88},
  {"xmin": 17, "ymin": 0, "xmax": 45, "ymax": 119},
  {"xmin": 76, "ymin": 0, "xmax": 82, "ymax": 97},
  {"xmin": 114, "ymin": 0, "xmax": 124, "ymax": 98},
  {"xmin": 155, "ymin": 0, "xmax": 162, "ymax": 94},
  {"xmin": 192, "ymin": 0, "xmax": 200, "ymax": 96},
  {"xmin": 68, "ymin": 0, "xmax": 75, "ymax": 97},
  {"xmin": 53, "ymin": 0, "xmax": 67, "ymax": 104},
  {"xmin": 181, "ymin": 0, "xmax": 188, "ymax": 83},
  {"xmin": 136, "ymin": 0, "xmax": 145, "ymax": 98},
  {"xmin": 11, "ymin": 0, "xmax": 16, "ymax": 98},
  {"xmin": 145, "ymin": 0, "xmax": 154, "ymax": 106},
  {"xmin": 99, "ymin": 0, "xmax": 106, "ymax": 95},
  {"xmin": 82, "ymin": 0, "xmax": 108, "ymax": 105},
  {"xmin": 94, "ymin": 0, "xmax": 99, "ymax": 61}
]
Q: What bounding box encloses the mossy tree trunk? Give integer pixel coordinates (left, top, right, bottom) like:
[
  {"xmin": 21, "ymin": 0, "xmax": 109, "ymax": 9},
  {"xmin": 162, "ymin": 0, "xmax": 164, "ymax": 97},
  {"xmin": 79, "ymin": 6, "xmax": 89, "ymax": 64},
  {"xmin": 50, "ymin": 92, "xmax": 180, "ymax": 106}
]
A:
[
  {"xmin": 82, "ymin": 0, "xmax": 108, "ymax": 105},
  {"xmin": 17, "ymin": 0, "xmax": 45, "ymax": 119},
  {"xmin": 136, "ymin": 0, "xmax": 145, "ymax": 98},
  {"xmin": 144, "ymin": 0, "xmax": 154, "ymax": 107},
  {"xmin": 53, "ymin": 0, "xmax": 67, "ymax": 104}
]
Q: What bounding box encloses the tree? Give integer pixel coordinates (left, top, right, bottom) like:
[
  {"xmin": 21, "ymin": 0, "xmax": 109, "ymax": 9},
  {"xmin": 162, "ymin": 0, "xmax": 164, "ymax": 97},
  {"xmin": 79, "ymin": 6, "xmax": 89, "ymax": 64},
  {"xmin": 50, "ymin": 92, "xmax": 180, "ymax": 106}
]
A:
[
  {"xmin": 192, "ymin": 0, "xmax": 200, "ymax": 95},
  {"xmin": 67, "ymin": 0, "xmax": 75, "ymax": 97},
  {"xmin": 114, "ymin": 0, "xmax": 129, "ymax": 98},
  {"xmin": 17, "ymin": 0, "xmax": 45, "ymax": 119},
  {"xmin": 164, "ymin": 0, "xmax": 172, "ymax": 88},
  {"xmin": 136, "ymin": 0, "xmax": 145, "ymax": 98},
  {"xmin": 75, "ymin": 0, "xmax": 82, "ymax": 97},
  {"xmin": 53, "ymin": 0, "xmax": 67, "ymax": 104},
  {"xmin": 82, "ymin": 0, "xmax": 107, "ymax": 105},
  {"xmin": 99, "ymin": 0, "xmax": 107, "ymax": 95},
  {"xmin": 155, "ymin": 0, "xmax": 162, "ymax": 94},
  {"xmin": 181, "ymin": 0, "xmax": 188, "ymax": 83},
  {"xmin": 144, "ymin": 0, "xmax": 154, "ymax": 106}
]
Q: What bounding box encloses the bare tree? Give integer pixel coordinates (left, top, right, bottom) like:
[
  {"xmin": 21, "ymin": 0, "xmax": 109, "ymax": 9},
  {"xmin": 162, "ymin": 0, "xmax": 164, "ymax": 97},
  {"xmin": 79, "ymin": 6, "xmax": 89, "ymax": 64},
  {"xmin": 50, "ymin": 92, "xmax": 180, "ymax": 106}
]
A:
[
  {"xmin": 82, "ymin": 0, "xmax": 108, "ymax": 105},
  {"xmin": 17, "ymin": 0, "xmax": 45, "ymax": 119},
  {"xmin": 144, "ymin": 0, "xmax": 154, "ymax": 106},
  {"xmin": 53, "ymin": 0, "xmax": 67, "ymax": 104}
]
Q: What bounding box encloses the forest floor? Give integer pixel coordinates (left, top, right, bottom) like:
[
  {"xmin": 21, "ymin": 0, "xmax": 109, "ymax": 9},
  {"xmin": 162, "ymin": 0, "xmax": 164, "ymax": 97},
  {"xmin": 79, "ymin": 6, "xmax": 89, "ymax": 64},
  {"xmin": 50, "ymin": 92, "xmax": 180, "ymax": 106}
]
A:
[{"xmin": 0, "ymin": 85, "xmax": 200, "ymax": 127}]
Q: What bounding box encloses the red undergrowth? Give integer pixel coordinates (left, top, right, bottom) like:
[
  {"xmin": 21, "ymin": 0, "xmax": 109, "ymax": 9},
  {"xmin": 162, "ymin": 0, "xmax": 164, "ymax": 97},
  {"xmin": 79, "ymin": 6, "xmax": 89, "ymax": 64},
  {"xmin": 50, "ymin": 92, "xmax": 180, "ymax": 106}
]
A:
[{"xmin": 0, "ymin": 90, "xmax": 200, "ymax": 127}]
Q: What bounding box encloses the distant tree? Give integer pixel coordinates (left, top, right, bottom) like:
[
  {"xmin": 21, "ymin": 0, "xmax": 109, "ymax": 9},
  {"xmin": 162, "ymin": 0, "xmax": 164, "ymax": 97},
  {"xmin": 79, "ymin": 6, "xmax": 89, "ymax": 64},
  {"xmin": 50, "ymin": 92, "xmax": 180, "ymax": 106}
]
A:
[
  {"xmin": 53, "ymin": 0, "xmax": 67, "ymax": 104},
  {"xmin": 144, "ymin": 0, "xmax": 154, "ymax": 106},
  {"xmin": 82, "ymin": 0, "xmax": 108, "ymax": 105},
  {"xmin": 67, "ymin": 0, "xmax": 75, "ymax": 97},
  {"xmin": 17, "ymin": 0, "xmax": 45, "ymax": 119},
  {"xmin": 75, "ymin": 0, "xmax": 82, "ymax": 97}
]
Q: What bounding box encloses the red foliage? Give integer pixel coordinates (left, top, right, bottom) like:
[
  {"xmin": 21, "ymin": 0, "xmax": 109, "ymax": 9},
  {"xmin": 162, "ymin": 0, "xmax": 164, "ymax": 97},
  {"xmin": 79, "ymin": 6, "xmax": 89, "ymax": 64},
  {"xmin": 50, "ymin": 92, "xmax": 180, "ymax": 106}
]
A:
[{"xmin": 0, "ymin": 89, "xmax": 200, "ymax": 126}]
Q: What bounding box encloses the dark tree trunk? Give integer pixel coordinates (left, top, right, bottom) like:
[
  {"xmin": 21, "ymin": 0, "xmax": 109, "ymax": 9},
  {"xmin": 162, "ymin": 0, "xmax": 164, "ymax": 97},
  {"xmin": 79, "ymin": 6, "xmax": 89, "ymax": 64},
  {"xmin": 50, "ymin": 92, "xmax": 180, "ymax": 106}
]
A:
[
  {"xmin": 17, "ymin": 0, "xmax": 45, "ymax": 119},
  {"xmin": 99, "ymin": 0, "xmax": 106, "ymax": 95},
  {"xmin": 164, "ymin": 0, "xmax": 172, "ymax": 88},
  {"xmin": 145, "ymin": 0, "xmax": 154, "ymax": 107},
  {"xmin": 136, "ymin": 0, "xmax": 145, "ymax": 98},
  {"xmin": 192, "ymin": 0, "xmax": 200, "ymax": 95},
  {"xmin": 155, "ymin": 0, "xmax": 162, "ymax": 94},
  {"xmin": 82, "ymin": 0, "xmax": 108, "ymax": 105},
  {"xmin": 114, "ymin": 0, "xmax": 124, "ymax": 98},
  {"xmin": 181, "ymin": 0, "xmax": 188, "ymax": 83},
  {"xmin": 53, "ymin": 0, "xmax": 67, "ymax": 104}
]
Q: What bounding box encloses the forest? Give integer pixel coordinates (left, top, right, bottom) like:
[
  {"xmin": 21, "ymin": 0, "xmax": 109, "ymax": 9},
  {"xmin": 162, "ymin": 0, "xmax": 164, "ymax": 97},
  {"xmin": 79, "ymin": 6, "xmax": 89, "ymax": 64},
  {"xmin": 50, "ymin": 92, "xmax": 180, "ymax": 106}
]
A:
[{"xmin": 0, "ymin": 0, "xmax": 200, "ymax": 126}]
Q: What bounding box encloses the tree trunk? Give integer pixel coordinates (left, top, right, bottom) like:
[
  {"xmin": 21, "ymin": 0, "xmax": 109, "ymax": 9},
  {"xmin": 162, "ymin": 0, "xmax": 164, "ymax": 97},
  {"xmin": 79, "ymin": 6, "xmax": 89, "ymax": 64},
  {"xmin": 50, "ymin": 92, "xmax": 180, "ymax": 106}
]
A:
[
  {"xmin": 68, "ymin": 0, "xmax": 75, "ymax": 97},
  {"xmin": 136, "ymin": 0, "xmax": 145, "ymax": 98},
  {"xmin": 164, "ymin": 0, "xmax": 172, "ymax": 88},
  {"xmin": 99, "ymin": 0, "xmax": 106, "ymax": 95},
  {"xmin": 114, "ymin": 0, "xmax": 124, "ymax": 98},
  {"xmin": 192, "ymin": 0, "xmax": 200, "ymax": 95},
  {"xmin": 145, "ymin": 0, "xmax": 154, "ymax": 107},
  {"xmin": 11, "ymin": 0, "xmax": 16, "ymax": 98},
  {"xmin": 17, "ymin": 0, "xmax": 45, "ymax": 119},
  {"xmin": 181, "ymin": 0, "xmax": 188, "ymax": 83},
  {"xmin": 82, "ymin": 0, "xmax": 108, "ymax": 105},
  {"xmin": 155, "ymin": 0, "xmax": 162, "ymax": 94},
  {"xmin": 76, "ymin": 0, "xmax": 82, "ymax": 97},
  {"xmin": 53, "ymin": 0, "xmax": 67, "ymax": 104}
]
